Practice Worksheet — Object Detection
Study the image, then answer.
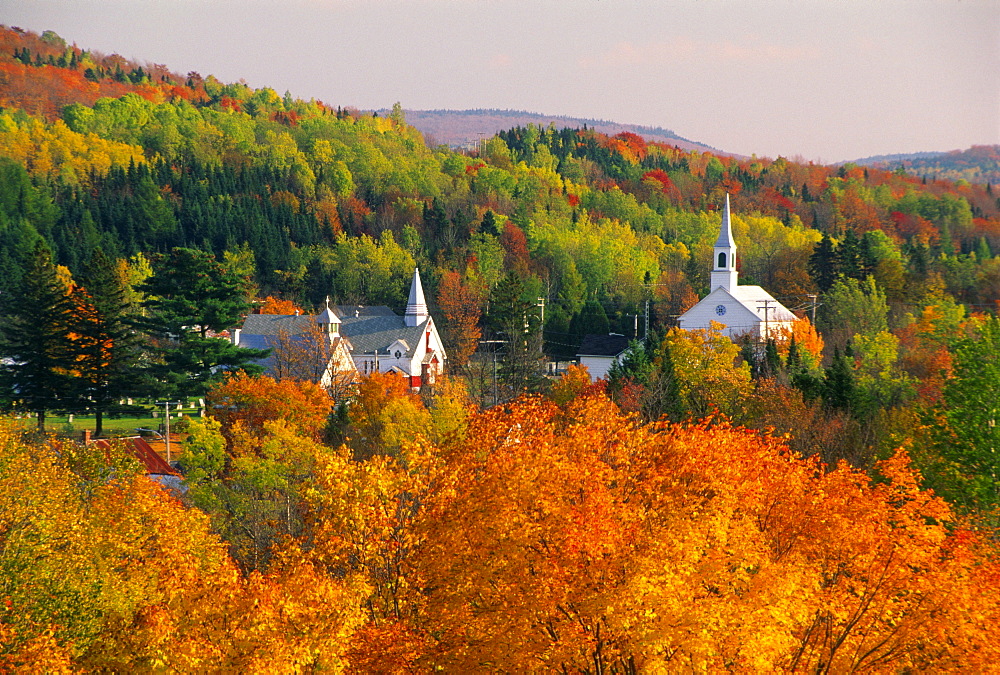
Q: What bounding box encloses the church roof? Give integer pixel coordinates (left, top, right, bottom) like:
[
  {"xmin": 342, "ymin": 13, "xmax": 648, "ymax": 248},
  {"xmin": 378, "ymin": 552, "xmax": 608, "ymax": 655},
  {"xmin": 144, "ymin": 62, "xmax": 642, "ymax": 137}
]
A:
[
  {"xmin": 339, "ymin": 314, "xmax": 430, "ymax": 358},
  {"xmin": 241, "ymin": 314, "xmax": 316, "ymax": 336},
  {"xmin": 336, "ymin": 305, "xmax": 397, "ymax": 318},
  {"xmin": 715, "ymin": 193, "xmax": 735, "ymax": 248},
  {"xmin": 316, "ymin": 297, "xmax": 341, "ymax": 325},
  {"xmin": 727, "ymin": 286, "xmax": 798, "ymax": 322}
]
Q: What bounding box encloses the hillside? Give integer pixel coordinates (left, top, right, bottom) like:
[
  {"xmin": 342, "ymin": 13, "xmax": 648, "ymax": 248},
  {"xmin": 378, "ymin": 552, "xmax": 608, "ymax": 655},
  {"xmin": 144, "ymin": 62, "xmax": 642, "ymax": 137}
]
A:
[
  {"xmin": 391, "ymin": 107, "xmax": 722, "ymax": 154},
  {"xmin": 853, "ymin": 145, "xmax": 1000, "ymax": 185}
]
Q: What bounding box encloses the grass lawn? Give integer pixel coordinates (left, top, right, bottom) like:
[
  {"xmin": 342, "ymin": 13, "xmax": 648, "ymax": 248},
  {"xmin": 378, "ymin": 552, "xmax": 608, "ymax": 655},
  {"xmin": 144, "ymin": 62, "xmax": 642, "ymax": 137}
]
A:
[{"xmin": 12, "ymin": 408, "xmax": 204, "ymax": 438}]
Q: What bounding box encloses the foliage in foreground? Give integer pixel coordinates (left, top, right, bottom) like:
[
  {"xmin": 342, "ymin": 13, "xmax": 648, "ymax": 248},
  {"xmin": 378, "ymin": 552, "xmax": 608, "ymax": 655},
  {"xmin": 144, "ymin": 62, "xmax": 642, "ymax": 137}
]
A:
[{"xmin": 2, "ymin": 383, "xmax": 999, "ymax": 672}]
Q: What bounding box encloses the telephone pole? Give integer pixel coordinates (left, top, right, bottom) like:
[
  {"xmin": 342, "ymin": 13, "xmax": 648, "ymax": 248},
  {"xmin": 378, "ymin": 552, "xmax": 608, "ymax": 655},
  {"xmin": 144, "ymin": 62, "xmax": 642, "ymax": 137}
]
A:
[
  {"xmin": 155, "ymin": 400, "xmax": 182, "ymax": 464},
  {"xmin": 757, "ymin": 299, "xmax": 774, "ymax": 343}
]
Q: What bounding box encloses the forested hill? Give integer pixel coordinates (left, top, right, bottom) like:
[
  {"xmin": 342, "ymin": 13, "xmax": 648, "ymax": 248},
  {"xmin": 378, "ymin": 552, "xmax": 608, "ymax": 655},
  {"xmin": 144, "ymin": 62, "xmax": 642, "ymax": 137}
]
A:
[
  {"xmin": 387, "ymin": 108, "xmax": 720, "ymax": 154},
  {"xmin": 853, "ymin": 145, "xmax": 1000, "ymax": 186}
]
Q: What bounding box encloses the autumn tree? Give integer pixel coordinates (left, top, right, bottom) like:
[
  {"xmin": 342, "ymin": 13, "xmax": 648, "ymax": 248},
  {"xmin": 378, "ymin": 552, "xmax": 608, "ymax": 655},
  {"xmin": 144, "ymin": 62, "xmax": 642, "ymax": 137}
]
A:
[
  {"xmin": 67, "ymin": 248, "xmax": 142, "ymax": 436},
  {"xmin": 436, "ymin": 269, "xmax": 483, "ymax": 369}
]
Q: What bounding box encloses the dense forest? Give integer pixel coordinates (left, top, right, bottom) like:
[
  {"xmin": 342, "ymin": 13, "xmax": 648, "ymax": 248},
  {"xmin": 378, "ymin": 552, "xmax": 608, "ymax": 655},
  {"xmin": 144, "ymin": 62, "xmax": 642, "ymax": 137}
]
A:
[{"xmin": 2, "ymin": 25, "xmax": 1000, "ymax": 670}]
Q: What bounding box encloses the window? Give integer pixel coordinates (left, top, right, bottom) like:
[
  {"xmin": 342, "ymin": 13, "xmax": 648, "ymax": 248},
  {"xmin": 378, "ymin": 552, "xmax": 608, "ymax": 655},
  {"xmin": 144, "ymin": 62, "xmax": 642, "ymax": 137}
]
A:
[{"xmin": 718, "ymin": 252, "xmax": 727, "ymax": 268}]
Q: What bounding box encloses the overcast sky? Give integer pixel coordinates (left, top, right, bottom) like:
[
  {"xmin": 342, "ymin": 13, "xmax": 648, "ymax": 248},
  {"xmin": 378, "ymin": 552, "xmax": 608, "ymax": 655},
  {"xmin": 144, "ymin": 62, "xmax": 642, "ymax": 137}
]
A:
[{"xmin": 3, "ymin": 0, "xmax": 997, "ymax": 162}]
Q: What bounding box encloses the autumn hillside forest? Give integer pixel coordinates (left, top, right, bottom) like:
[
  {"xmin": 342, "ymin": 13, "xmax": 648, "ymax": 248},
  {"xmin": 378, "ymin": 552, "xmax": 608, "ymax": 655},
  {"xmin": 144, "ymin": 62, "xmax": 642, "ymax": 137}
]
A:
[{"xmin": 2, "ymin": 26, "xmax": 1000, "ymax": 671}]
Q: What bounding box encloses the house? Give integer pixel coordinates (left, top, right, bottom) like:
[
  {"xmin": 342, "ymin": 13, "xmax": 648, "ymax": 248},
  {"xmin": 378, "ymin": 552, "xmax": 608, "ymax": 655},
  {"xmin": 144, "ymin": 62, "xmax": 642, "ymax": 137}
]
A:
[
  {"xmin": 235, "ymin": 268, "xmax": 447, "ymax": 391},
  {"xmin": 677, "ymin": 194, "xmax": 796, "ymax": 340},
  {"xmin": 577, "ymin": 333, "xmax": 631, "ymax": 382}
]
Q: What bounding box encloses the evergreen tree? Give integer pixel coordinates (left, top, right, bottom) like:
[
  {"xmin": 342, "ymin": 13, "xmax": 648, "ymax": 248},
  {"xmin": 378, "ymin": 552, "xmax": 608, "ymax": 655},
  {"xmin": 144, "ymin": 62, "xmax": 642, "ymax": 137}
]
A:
[
  {"xmin": 808, "ymin": 233, "xmax": 840, "ymax": 291},
  {"xmin": 486, "ymin": 272, "xmax": 546, "ymax": 398},
  {"xmin": 134, "ymin": 248, "xmax": 267, "ymax": 399},
  {"xmin": 822, "ymin": 346, "xmax": 856, "ymax": 412},
  {"xmin": 0, "ymin": 242, "xmax": 74, "ymax": 431},
  {"xmin": 70, "ymin": 248, "xmax": 142, "ymax": 436}
]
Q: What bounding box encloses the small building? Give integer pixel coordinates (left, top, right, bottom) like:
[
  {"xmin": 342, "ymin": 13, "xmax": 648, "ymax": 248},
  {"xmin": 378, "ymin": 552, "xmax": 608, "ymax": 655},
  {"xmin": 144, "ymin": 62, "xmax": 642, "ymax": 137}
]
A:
[
  {"xmin": 577, "ymin": 333, "xmax": 632, "ymax": 382},
  {"xmin": 337, "ymin": 268, "xmax": 447, "ymax": 390},
  {"xmin": 677, "ymin": 194, "xmax": 796, "ymax": 340}
]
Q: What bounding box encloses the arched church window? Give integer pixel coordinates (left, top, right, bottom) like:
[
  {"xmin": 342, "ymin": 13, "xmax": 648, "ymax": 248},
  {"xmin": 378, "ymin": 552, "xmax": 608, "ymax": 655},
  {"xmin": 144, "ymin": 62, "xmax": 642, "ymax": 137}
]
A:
[{"xmin": 718, "ymin": 252, "xmax": 727, "ymax": 268}]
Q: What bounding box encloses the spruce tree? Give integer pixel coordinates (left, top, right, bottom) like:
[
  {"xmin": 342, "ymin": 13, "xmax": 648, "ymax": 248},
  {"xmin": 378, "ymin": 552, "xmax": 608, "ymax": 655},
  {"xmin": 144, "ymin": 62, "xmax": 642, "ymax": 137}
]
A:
[
  {"xmin": 71, "ymin": 248, "xmax": 142, "ymax": 437},
  {"xmin": 808, "ymin": 233, "xmax": 840, "ymax": 291},
  {"xmin": 134, "ymin": 248, "xmax": 267, "ymax": 399},
  {"xmin": 486, "ymin": 272, "xmax": 546, "ymax": 398},
  {"xmin": 0, "ymin": 241, "xmax": 74, "ymax": 431}
]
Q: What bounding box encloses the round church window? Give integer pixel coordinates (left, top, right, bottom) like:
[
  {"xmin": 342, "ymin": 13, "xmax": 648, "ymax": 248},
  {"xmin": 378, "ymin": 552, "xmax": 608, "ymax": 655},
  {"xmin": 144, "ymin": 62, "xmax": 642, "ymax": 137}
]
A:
[{"xmin": 715, "ymin": 304, "xmax": 727, "ymax": 316}]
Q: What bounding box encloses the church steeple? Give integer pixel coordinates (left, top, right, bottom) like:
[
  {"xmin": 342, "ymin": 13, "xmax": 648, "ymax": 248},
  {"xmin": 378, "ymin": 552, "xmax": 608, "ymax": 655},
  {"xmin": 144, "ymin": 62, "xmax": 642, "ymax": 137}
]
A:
[
  {"xmin": 710, "ymin": 193, "xmax": 738, "ymax": 292},
  {"xmin": 404, "ymin": 267, "xmax": 429, "ymax": 327}
]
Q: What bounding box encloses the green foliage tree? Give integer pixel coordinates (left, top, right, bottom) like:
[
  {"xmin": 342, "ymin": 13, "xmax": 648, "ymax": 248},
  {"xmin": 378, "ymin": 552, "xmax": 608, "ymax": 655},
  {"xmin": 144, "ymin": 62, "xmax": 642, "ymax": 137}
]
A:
[
  {"xmin": 929, "ymin": 316, "xmax": 1000, "ymax": 513},
  {"xmin": 134, "ymin": 247, "xmax": 267, "ymax": 398},
  {"xmin": 486, "ymin": 272, "xmax": 546, "ymax": 398}
]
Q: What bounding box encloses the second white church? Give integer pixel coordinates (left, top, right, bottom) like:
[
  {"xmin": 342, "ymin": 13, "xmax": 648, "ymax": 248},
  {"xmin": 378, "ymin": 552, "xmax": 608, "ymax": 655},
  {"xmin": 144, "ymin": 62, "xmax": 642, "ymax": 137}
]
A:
[{"xmin": 677, "ymin": 194, "xmax": 796, "ymax": 339}]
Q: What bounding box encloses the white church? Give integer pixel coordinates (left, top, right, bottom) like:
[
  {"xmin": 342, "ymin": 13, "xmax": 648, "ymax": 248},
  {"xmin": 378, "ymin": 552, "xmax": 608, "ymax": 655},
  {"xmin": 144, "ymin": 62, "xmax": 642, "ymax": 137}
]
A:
[
  {"xmin": 236, "ymin": 268, "xmax": 447, "ymax": 391},
  {"xmin": 677, "ymin": 194, "xmax": 796, "ymax": 339}
]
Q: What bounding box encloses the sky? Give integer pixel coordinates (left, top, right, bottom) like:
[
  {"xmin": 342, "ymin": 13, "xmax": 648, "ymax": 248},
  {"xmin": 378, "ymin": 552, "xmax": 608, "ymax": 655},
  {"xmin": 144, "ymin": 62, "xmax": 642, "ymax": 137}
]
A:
[{"xmin": 2, "ymin": 0, "xmax": 998, "ymax": 163}]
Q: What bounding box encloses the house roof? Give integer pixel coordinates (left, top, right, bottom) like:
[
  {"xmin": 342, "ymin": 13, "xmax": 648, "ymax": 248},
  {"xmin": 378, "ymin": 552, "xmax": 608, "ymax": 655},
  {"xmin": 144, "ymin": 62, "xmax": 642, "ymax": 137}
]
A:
[
  {"xmin": 241, "ymin": 314, "xmax": 318, "ymax": 336},
  {"xmin": 95, "ymin": 437, "xmax": 176, "ymax": 476},
  {"xmin": 578, "ymin": 333, "xmax": 631, "ymax": 357}
]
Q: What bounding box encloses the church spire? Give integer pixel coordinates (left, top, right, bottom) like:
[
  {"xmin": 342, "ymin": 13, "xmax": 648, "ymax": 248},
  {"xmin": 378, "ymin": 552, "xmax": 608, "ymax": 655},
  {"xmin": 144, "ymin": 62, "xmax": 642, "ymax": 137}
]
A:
[
  {"xmin": 711, "ymin": 193, "xmax": 738, "ymax": 292},
  {"xmin": 404, "ymin": 267, "xmax": 429, "ymax": 327}
]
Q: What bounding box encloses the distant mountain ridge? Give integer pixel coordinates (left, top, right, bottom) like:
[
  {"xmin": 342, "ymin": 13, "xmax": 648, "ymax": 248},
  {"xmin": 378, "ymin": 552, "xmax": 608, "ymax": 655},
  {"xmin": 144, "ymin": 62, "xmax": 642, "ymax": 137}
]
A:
[
  {"xmin": 392, "ymin": 108, "xmax": 723, "ymax": 155},
  {"xmin": 851, "ymin": 145, "xmax": 1000, "ymax": 185}
]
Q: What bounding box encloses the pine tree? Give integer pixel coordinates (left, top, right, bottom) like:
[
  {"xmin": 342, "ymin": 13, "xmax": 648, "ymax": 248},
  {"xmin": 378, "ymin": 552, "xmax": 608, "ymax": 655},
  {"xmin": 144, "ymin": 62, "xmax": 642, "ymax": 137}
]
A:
[
  {"xmin": 822, "ymin": 347, "xmax": 856, "ymax": 412},
  {"xmin": 486, "ymin": 272, "xmax": 545, "ymax": 398},
  {"xmin": 0, "ymin": 242, "xmax": 74, "ymax": 431},
  {"xmin": 808, "ymin": 233, "xmax": 840, "ymax": 291},
  {"xmin": 134, "ymin": 248, "xmax": 267, "ymax": 399},
  {"xmin": 70, "ymin": 249, "xmax": 142, "ymax": 437}
]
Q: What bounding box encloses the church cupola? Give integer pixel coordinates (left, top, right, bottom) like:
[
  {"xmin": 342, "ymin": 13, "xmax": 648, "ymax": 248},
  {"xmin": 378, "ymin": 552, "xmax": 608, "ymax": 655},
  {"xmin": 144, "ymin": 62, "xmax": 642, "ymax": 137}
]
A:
[
  {"xmin": 710, "ymin": 193, "xmax": 738, "ymax": 293},
  {"xmin": 404, "ymin": 268, "xmax": 429, "ymax": 327},
  {"xmin": 315, "ymin": 296, "xmax": 341, "ymax": 337}
]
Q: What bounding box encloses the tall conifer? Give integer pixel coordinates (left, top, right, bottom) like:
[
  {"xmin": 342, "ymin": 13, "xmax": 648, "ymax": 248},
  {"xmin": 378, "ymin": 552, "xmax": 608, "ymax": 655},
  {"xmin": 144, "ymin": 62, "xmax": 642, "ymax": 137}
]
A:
[
  {"xmin": 0, "ymin": 241, "xmax": 74, "ymax": 431},
  {"xmin": 70, "ymin": 248, "xmax": 142, "ymax": 436}
]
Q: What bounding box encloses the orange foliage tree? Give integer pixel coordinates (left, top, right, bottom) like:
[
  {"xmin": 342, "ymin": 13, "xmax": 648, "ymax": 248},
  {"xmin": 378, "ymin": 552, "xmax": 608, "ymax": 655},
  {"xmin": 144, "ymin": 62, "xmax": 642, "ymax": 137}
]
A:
[
  {"xmin": 400, "ymin": 393, "xmax": 1000, "ymax": 671},
  {"xmin": 435, "ymin": 269, "xmax": 483, "ymax": 369},
  {"xmin": 206, "ymin": 372, "xmax": 331, "ymax": 449}
]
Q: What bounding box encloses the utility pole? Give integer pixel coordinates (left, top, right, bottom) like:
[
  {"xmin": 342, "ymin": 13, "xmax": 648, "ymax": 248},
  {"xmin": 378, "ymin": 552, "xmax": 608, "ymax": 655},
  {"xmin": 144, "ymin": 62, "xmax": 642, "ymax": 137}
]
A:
[
  {"xmin": 757, "ymin": 299, "xmax": 774, "ymax": 343},
  {"xmin": 479, "ymin": 340, "xmax": 505, "ymax": 407},
  {"xmin": 806, "ymin": 294, "xmax": 818, "ymax": 324},
  {"xmin": 155, "ymin": 400, "xmax": 182, "ymax": 465}
]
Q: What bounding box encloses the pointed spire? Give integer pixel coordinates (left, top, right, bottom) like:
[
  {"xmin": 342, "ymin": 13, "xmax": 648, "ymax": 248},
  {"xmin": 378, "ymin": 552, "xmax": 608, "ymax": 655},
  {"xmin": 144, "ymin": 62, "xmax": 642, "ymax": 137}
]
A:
[
  {"xmin": 715, "ymin": 193, "xmax": 734, "ymax": 248},
  {"xmin": 405, "ymin": 267, "xmax": 429, "ymax": 327},
  {"xmin": 710, "ymin": 193, "xmax": 738, "ymax": 292}
]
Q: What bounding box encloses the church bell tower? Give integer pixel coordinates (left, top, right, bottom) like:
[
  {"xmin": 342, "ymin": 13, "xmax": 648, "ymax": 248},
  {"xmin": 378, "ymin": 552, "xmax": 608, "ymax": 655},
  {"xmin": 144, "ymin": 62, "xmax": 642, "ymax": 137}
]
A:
[{"xmin": 710, "ymin": 193, "xmax": 738, "ymax": 293}]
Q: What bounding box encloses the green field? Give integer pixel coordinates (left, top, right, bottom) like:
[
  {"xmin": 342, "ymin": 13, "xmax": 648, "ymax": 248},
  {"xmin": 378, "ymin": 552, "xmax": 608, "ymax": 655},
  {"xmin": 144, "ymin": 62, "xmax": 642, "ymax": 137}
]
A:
[{"xmin": 11, "ymin": 404, "xmax": 204, "ymax": 437}]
